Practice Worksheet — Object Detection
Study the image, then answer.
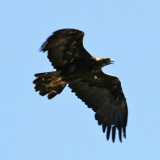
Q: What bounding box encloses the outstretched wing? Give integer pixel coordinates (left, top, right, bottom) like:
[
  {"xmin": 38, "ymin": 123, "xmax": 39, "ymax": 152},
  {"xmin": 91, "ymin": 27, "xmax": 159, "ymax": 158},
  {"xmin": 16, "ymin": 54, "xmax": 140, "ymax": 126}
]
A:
[
  {"xmin": 40, "ymin": 29, "xmax": 92, "ymax": 70},
  {"xmin": 68, "ymin": 70, "xmax": 128, "ymax": 142}
]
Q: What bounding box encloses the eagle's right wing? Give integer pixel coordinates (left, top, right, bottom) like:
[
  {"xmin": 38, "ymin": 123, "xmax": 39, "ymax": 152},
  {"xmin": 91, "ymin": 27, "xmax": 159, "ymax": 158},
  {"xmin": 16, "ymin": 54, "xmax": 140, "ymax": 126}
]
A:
[{"xmin": 68, "ymin": 71, "xmax": 128, "ymax": 142}]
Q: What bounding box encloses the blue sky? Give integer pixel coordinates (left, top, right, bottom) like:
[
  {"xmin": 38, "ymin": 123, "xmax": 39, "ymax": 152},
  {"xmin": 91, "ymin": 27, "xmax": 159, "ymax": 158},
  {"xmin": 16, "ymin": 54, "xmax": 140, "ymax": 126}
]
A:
[{"xmin": 1, "ymin": 0, "xmax": 160, "ymax": 159}]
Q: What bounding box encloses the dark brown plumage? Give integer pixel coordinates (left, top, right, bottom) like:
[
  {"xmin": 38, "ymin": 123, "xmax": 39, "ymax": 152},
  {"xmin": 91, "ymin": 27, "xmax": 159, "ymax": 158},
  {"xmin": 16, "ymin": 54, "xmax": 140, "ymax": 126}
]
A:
[{"xmin": 33, "ymin": 29, "xmax": 128, "ymax": 142}]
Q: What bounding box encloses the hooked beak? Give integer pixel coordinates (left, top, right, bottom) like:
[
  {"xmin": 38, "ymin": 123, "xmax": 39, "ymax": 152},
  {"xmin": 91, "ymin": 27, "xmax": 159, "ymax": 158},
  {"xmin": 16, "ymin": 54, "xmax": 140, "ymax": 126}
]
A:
[{"xmin": 110, "ymin": 59, "xmax": 114, "ymax": 64}]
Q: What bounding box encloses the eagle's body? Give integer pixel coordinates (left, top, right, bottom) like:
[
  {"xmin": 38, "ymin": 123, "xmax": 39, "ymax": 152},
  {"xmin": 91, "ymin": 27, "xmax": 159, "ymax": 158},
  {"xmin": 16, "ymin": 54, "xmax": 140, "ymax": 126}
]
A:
[{"xmin": 33, "ymin": 29, "xmax": 128, "ymax": 142}]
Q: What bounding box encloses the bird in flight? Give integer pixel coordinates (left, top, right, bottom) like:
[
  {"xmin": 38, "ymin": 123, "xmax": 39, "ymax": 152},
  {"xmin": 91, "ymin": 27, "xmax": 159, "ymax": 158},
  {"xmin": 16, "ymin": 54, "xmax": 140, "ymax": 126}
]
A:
[{"xmin": 33, "ymin": 29, "xmax": 128, "ymax": 142}]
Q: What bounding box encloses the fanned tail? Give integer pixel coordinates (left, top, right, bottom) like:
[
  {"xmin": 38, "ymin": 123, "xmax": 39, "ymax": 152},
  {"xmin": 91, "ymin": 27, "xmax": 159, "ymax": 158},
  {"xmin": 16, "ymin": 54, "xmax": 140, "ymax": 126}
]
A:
[{"xmin": 33, "ymin": 71, "xmax": 67, "ymax": 99}]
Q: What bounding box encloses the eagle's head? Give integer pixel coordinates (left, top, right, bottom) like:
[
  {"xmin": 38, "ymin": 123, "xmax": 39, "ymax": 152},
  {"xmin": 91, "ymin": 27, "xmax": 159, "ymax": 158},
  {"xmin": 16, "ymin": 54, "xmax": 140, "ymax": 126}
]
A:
[{"xmin": 96, "ymin": 58, "xmax": 114, "ymax": 67}]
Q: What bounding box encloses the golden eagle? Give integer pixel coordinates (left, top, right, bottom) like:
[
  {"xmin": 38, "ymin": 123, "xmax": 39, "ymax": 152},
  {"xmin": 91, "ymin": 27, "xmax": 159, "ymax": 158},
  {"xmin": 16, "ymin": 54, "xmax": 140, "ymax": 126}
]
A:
[{"xmin": 33, "ymin": 29, "xmax": 128, "ymax": 142}]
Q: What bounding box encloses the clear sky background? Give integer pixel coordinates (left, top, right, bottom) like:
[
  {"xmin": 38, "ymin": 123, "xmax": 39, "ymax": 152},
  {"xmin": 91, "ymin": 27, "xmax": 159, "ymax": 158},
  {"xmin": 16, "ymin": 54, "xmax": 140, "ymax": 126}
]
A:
[{"xmin": 1, "ymin": 0, "xmax": 160, "ymax": 160}]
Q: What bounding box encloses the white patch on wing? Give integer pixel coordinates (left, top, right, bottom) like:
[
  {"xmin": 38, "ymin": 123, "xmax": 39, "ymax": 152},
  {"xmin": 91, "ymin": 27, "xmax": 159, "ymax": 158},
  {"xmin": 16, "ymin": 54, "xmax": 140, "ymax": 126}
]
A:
[{"xmin": 94, "ymin": 76, "xmax": 98, "ymax": 79}]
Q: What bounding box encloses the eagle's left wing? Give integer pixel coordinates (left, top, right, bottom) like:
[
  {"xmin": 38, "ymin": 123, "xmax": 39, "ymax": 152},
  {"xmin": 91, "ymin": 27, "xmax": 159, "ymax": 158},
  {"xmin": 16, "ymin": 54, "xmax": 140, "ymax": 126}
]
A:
[
  {"xmin": 40, "ymin": 29, "xmax": 92, "ymax": 70},
  {"xmin": 68, "ymin": 70, "xmax": 128, "ymax": 142}
]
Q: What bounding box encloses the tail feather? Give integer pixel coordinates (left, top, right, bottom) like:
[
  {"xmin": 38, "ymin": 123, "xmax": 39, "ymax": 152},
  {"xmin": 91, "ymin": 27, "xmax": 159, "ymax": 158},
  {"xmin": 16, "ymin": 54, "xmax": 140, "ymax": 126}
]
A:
[{"xmin": 33, "ymin": 71, "xmax": 67, "ymax": 99}]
